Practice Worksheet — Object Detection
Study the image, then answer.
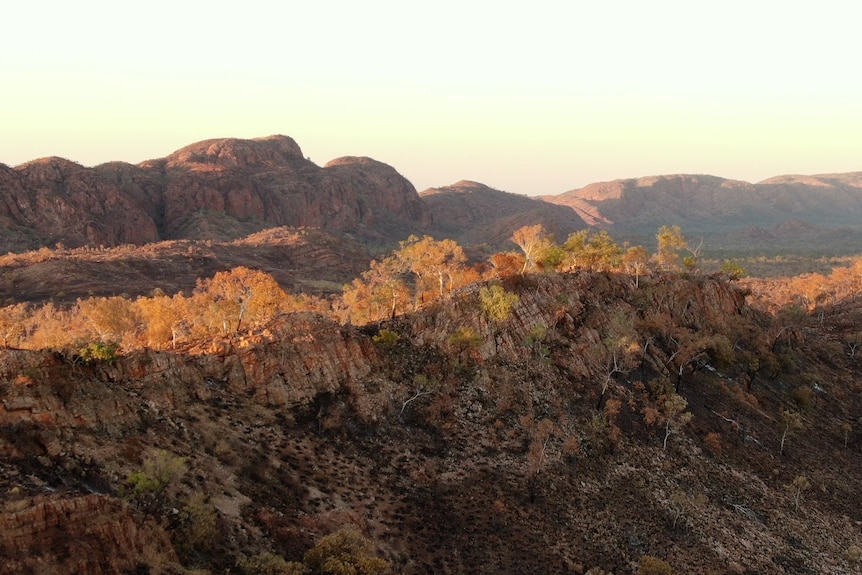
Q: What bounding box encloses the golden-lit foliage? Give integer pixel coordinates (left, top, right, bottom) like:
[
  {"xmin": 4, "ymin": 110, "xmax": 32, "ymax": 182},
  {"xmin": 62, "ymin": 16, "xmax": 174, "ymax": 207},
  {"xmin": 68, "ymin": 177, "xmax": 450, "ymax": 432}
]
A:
[
  {"xmin": 134, "ymin": 293, "xmax": 188, "ymax": 348},
  {"xmin": 2, "ymin": 267, "xmax": 301, "ymax": 353},
  {"xmin": 341, "ymin": 235, "xmax": 476, "ymax": 324},
  {"xmin": 396, "ymin": 235, "xmax": 468, "ymax": 299},
  {"xmin": 746, "ymin": 256, "xmax": 862, "ymax": 312},
  {"xmin": 512, "ymin": 224, "xmax": 551, "ymax": 274},
  {"xmin": 656, "ymin": 225, "xmax": 687, "ymax": 271},
  {"xmin": 6, "ymin": 227, "xmax": 862, "ymax": 362},
  {"xmin": 488, "ymin": 251, "xmax": 525, "ymax": 278},
  {"xmin": 191, "ymin": 266, "xmax": 291, "ymax": 335},
  {"xmin": 341, "ymin": 256, "xmax": 411, "ymax": 325},
  {"xmin": 0, "ymin": 302, "xmax": 30, "ymax": 348},
  {"xmin": 76, "ymin": 296, "xmax": 140, "ymax": 348}
]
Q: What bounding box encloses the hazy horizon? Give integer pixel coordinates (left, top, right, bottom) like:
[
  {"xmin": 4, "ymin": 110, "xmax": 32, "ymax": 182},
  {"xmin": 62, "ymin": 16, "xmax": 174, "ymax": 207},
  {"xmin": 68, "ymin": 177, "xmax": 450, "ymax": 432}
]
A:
[{"xmin": 3, "ymin": 1, "xmax": 860, "ymax": 196}]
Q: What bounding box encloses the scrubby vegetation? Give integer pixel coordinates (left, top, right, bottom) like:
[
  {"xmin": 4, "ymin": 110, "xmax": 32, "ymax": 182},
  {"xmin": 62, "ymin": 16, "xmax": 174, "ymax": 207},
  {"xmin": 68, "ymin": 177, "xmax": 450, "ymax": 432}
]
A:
[
  {"xmin": 0, "ymin": 224, "xmax": 714, "ymax": 353},
  {"xmin": 2, "ymin": 224, "xmax": 862, "ymax": 573}
]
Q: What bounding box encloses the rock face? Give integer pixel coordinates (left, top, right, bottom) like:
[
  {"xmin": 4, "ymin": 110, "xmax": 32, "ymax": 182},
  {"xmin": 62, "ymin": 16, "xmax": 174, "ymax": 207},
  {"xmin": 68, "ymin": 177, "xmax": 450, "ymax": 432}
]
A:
[
  {"xmin": 0, "ymin": 158, "xmax": 160, "ymax": 251},
  {"xmin": 0, "ymin": 495, "xmax": 181, "ymax": 575},
  {"xmin": 0, "ymin": 136, "xmax": 429, "ymax": 252}
]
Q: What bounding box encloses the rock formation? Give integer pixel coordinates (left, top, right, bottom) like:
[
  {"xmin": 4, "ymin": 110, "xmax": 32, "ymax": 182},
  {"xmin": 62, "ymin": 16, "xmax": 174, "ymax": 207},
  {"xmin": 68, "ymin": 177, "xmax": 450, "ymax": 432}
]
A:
[{"xmin": 0, "ymin": 136, "xmax": 429, "ymax": 252}]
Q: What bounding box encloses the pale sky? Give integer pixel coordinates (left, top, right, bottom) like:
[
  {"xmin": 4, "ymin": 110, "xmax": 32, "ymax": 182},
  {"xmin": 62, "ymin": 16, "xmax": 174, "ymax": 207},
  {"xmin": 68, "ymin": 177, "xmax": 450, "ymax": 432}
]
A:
[{"xmin": 2, "ymin": 1, "xmax": 860, "ymax": 196}]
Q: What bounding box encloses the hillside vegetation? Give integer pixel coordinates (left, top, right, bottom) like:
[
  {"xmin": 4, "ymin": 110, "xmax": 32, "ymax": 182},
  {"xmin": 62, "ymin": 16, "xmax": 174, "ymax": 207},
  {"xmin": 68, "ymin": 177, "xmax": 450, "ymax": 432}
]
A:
[{"xmin": 2, "ymin": 223, "xmax": 862, "ymax": 574}]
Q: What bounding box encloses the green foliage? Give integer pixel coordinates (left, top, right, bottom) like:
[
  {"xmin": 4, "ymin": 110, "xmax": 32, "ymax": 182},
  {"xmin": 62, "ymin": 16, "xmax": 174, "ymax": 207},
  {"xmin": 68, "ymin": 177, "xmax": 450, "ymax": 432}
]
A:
[
  {"xmin": 563, "ymin": 229, "xmax": 623, "ymax": 271},
  {"xmin": 303, "ymin": 528, "xmax": 389, "ymax": 575},
  {"xmin": 720, "ymin": 260, "xmax": 747, "ymax": 279},
  {"xmin": 448, "ymin": 326, "xmax": 484, "ymax": 361},
  {"xmin": 479, "ymin": 284, "xmax": 519, "ymax": 323},
  {"xmin": 789, "ymin": 384, "xmax": 814, "ymax": 411},
  {"xmin": 122, "ymin": 449, "xmax": 187, "ymax": 513},
  {"xmin": 638, "ymin": 555, "xmax": 677, "ymax": 575},
  {"xmin": 77, "ymin": 341, "xmax": 119, "ymax": 365},
  {"xmin": 237, "ymin": 552, "xmax": 304, "ymax": 575},
  {"xmin": 779, "ymin": 410, "xmax": 804, "ymax": 455},
  {"xmin": 176, "ymin": 492, "xmax": 218, "ymax": 556},
  {"xmin": 372, "ymin": 329, "xmax": 400, "ymax": 348},
  {"xmin": 523, "ymin": 324, "xmax": 550, "ymax": 359},
  {"xmin": 540, "ymin": 244, "xmax": 566, "ymax": 270},
  {"xmin": 236, "ymin": 529, "xmax": 388, "ymax": 575},
  {"xmin": 787, "ymin": 474, "xmax": 811, "ymax": 513},
  {"xmin": 656, "ymin": 225, "xmax": 687, "ymax": 271}
]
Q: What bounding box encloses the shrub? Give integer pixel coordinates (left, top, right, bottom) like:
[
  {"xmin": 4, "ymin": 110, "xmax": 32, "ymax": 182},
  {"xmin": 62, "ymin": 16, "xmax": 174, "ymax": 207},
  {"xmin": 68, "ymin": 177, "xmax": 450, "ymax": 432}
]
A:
[
  {"xmin": 372, "ymin": 329, "xmax": 399, "ymax": 348},
  {"xmin": 78, "ymin": 341, "xmax": 119, "ymax": 364},
  {"xmin": 122, "ymin": 449, "xmax": 187, "ymax": 513},
  {"xmin": 479, "ymin": 284, "xmax": 519, "ymax": 323},
  {"xmin": 639, "ymin": 555, "xmax": 677, "ymax": 575},
  {"xmin": 237, "ymin": 552, "xmax": 303, "ymax": 575},
  {"xmin": 842, "ymin": 545, "xmax": 862, "ymax": 565},
  {"xmin": 448, "ymin": 326, "xmax": 483, "ymax": 356},
  {"xmin": 176, "ymin": 492, "xmax": 218, "ymax": 556},
  {"xmin": 303, "ymin": 528, "xmax": 389, "ymax": 575}
]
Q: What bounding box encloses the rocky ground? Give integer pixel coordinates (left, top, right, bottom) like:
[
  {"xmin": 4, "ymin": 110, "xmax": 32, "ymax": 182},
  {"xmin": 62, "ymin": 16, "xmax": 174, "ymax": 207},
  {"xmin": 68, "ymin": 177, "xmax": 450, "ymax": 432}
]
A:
[{"xmin": 1, "ymin": 272, "xmax": 861, "ymax": 574}]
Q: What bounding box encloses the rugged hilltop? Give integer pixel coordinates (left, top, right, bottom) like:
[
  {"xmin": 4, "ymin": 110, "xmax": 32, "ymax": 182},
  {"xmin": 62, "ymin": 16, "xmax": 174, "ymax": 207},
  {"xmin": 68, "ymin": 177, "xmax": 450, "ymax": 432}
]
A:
[
  {"xmin": 2, "ymin": 271, "xmax": 861, "ymax": 574},
  {"xmin": 0, "ymin": 136, "xmax": 428, "ymax": 252}
]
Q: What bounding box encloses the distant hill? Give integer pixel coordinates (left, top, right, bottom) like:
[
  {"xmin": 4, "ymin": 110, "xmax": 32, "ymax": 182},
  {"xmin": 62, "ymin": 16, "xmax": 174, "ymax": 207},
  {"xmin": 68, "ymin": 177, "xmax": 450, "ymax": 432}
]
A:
[
  {"xmin": 420, "ymin": 180, "xmax": 587, "ymax": 253},
  {"xmin": 541, "ymin": 173, "xmax": 862, "ymax": 254}
]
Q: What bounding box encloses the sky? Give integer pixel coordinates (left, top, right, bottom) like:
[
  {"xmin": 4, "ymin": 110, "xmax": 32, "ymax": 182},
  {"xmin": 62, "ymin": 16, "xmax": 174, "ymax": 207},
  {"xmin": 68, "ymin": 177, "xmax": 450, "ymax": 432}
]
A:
[{"xmin": 2, "ymin": 1, "xmax": 861, "ymax": 196}]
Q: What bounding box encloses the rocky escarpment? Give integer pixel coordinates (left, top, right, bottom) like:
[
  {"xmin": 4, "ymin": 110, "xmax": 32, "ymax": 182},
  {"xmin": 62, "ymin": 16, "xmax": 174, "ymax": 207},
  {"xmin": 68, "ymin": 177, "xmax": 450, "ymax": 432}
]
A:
[
  {"xmin": 139, "ymin": 136, "xmax": 429, "ymax": 243},
  {"xmin": 0, "ymin": 135, "xmax": 429, "ymax": 252},
  {"xmin": 0, "ymin": 313, "xmax": 377, "ymax": 437},
  {"xmin": 0, "ymin": 158, "xmax": 160, "ymax": 251},
  {"xmin": 1, "ymin": 273, "xmax": 861, "ymax": 574}
]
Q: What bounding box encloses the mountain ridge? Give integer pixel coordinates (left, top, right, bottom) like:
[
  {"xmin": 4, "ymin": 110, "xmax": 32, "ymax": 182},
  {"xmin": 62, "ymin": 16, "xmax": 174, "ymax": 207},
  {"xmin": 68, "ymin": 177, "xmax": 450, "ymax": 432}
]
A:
[{"xmin": 2, "ymin": 135, "xmax": 861, "ymax": 261}]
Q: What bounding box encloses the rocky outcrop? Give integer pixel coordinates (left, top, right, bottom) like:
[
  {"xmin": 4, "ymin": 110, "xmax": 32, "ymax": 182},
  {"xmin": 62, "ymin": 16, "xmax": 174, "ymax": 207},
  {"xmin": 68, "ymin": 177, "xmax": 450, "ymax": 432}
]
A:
[
  {"xmin": 0, "ymin": 158, "xmax": 160, "ymax": 251},
  {"xmin": 404, "ymin": 271, "xmax": 748, "ymax": 377},
  {"xmin": 0, "ymin": 314, "xmax": 378, "ymax": 437},
  {"xmin": 160, "ymin": 135, "xmax": 306, "ymax": 169},
  {"xmin": 0, "ymin": 272, "xmax": 861, "ymax": 574},
  {"xmin": 0, "ymin": 135, "xmax": 429, "ymax": 251},
  {"xmin": 0, "ymin": 495, "xmax": 181, "ymax": 575}
]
